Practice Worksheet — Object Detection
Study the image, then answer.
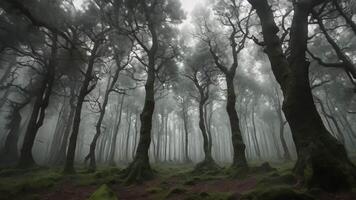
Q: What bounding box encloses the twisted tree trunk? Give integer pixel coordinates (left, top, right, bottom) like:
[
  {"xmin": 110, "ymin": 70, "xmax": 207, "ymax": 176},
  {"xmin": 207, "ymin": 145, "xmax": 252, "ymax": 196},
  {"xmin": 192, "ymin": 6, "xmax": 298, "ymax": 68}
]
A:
[
  {"xmin": 249, "ymin": 0, "xmax": 356, "ymax": 191},
  {"xmin": 18, "ymin": 34, "xmax": 57, "ymax": 168},
  {"xmin": 64, "ymin": 42, "xmax": 99, "ymax": 173}
]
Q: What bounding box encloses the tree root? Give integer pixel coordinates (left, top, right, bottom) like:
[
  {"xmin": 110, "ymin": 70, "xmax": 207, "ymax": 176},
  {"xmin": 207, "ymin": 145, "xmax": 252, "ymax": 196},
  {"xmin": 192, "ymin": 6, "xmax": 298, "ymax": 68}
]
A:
[
  {"xmin": 122, "ymin": 158, "xmax": 154, "ymax": 184},
  {"xmin": 192, "ymin": 157, "xmax": 220, "ymax": 174},
  {"xmin": 293, "ymin": 138, "xmax": 356, "ymax": 192}
]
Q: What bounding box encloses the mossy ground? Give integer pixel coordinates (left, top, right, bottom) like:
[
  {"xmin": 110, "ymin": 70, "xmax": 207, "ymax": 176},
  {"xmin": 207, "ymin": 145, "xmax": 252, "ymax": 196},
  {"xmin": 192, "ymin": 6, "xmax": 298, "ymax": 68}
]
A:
[{"xmin": 0, "ymin": 161, "xmax": 355, "ymax": 200}]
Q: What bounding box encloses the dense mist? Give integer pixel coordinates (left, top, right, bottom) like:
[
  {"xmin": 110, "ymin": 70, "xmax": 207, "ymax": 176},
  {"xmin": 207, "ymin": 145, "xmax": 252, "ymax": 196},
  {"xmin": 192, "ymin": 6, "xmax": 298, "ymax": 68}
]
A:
[{"xmin": 0, "ymin": 0, "xmax": 355, "ymax": 199}]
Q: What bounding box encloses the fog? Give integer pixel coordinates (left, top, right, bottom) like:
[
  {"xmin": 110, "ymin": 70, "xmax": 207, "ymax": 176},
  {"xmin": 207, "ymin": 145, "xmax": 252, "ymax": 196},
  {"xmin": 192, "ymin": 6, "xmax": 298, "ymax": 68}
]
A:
[{"xmin": 0, "ymin": 0, "xmax": 356, "ymax": 199}]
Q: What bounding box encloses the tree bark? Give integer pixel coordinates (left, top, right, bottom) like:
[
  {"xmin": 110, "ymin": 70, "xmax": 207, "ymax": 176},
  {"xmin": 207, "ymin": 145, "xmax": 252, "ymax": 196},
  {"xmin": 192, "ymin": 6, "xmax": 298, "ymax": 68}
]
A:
[
  {"xmin": 225, "ymin": 76, "xmax": 247, "ymax": 167},
  {"xmin": 125, "ymin": 111, "xmax": 132, "ymax": 161},
  {"xmin": 249, "ymin": 0, "xmax": 356, "ymax": 191},
  {"xmin": 123, "ymin": 14, "xmax": 158, "ymax": 182},
  {"xmin": 0, "ymin": 101, "xmax": 29, "ymax": 165},
  {"xmin": 85, "ymin": 62, "xmax": 123, "ymax": 171},
  {"xmin": 18, "ymin": 34, "xmax": 57, "ymax": 168},
  {"xmin": 64, "ymin": 41, "xmax": 99, "ymax": 173},
  {"xmin": 107, "ymin": 93, "xmax": 125, "ymax": 165},
  {"xmin": 53, "ymin": 94, "xmax": 76, "ymax": 166},
  {"xmin": 182, "ymin": 104, "xmax": 191, "ymax": 162},
  {"xmin": 132, "ymin": 112, "xmax": 139, "ymax": 159},
  {"xmin": 274, "ymin": 87, "xmax": 291, "ymax": 161}
]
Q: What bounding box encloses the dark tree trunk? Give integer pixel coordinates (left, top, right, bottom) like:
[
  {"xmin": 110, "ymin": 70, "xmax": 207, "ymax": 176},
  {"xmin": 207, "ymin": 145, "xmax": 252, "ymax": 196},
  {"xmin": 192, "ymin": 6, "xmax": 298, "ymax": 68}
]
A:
[
  {"xmin": 123, "ymin": 15, "xmax": 158, "ymax": 181},
  {"xmin": 123, "ymin": 65, "xmax": 155, "ymax": 182},
  {"xmin": 182, "ymin": 105, "xmax": 191, "ymax": 162},
  {"xmin": 125, "ymin": 111, "xmax": 132, "ymax": 161},
  {"xmin": 0, "ymin": 101, "xmax": 28, "ymax": 165},
  {"xmin": 48, "ymin": 99, "xmax": 70, "ymax": 165},
  {"xmin": 226, "ymin": 76, "xmax": 247, "ymax": 167},
  {"xmin": 107, "ymin": 93, "xmax": 125, "ymax": 166},
  {"xmin": 191, "ymin": 77, "xmax": 218, "ymax": 171},
  {"xmin": 249, "ymin": 0, "xmax": 356, "ymax": 191},
  {"xmin": 204, "ymin": 104, "xmax": 213, "ymax": 159},
  {"xmin": 132, "ymin": 112, "xmax": 139, "ymax": 159},
  {"xmin": 18, "ymin": 34, "xmax": 57, "ymax": 168},
  {"xmin": 53, "ymin": 96, "xmax": 76, "ymax": 166},
  {"xmin": 275, "ymin": 88, "xmax": 291, "ymax": 161},
  {"xmin": 314, "ymin": 95, "xmax": 345, "ymax": 143},
  {"xmin": 64, "ymin": 42, "xmax": 99, "ymax": 173},
  {"xmin": 85, "ymin": 63, "xmax": 122, "ymax": 171}
]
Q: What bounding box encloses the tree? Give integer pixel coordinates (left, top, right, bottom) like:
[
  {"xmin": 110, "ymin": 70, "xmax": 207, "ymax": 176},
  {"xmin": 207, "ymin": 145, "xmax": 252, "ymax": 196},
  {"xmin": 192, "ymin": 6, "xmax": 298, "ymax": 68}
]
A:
[
  {"xmin": 183, "ymin": 45, "xmax": 219, "ymax": 171},
  {"xmin": 18, "ymin": 33, "xmax": 58, "ymax": 168},
  {"xmin": 194, "ymin": 0, "xmax": 251, "ymax": 169},
  {"xmin": 248, "ymin": 0, "xmax": 356, "ymax": 191},
  {"xmin": 121, "ymin": 0, "xmax": 184, "ymax": 183},
  {"xmin": 64, "ymin": 7, "xmax": 111, "ymax": 172},
  {"xmin": 84, "ymin": 37, "xmax": 132, "ymax": 172}
]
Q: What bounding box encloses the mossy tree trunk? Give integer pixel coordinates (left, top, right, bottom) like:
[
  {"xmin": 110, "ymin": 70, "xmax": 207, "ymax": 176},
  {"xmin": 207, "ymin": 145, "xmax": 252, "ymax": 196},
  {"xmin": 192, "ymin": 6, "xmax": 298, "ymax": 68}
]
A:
[
  {"xmin": 206, "ymin": 8, "xmax": 249, "ymax": 168},
  {"xmin": 123, "ymin": 12, "xmax": 158, "ymax": 183},
  {"xmin": 248, "ymin": 0, "xmax": 356, "ymax": 191}
]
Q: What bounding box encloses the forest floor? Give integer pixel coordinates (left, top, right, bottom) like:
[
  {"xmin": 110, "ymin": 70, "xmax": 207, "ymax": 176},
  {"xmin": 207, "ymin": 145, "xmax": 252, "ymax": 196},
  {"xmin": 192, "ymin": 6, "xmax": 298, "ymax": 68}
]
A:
[{"xmin": 0, "ymin": 161, "xmax": 356, "ymax": 200}]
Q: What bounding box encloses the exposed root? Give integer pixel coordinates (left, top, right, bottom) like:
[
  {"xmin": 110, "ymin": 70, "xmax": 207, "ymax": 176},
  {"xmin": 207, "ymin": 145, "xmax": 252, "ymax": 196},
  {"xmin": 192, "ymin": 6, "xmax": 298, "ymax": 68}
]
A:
[
  {"xmin": 293, "ymin": 137, "xmax": 356, "ymax": 192},
  {"xmin": 122, "ymin": 158, "xmax": 154, "ymax": 184},
  {"xmin": 192, "ymin": 157, "xmax": 220, "ymax": 174}
]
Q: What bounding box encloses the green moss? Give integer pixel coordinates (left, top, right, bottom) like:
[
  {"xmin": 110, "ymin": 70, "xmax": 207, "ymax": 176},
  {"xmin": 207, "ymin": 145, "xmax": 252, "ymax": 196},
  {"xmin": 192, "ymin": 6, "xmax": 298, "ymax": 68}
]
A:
[
  {"xmin": 303, "ymin": 165, "xmax": 313, "ymax": 185},
  {"xmin": 257, "ymin": 172, "xmax": 297, "ymax": 187},
  {"xmin": 166, "ymin": 187, "xmax": 187, "ymax": 197},
  {"xmin": 0, "ymin": 169, "xmax": 63, "ymax": 200},
  {"xmin": 88, "ymin": 184, "xmax": 118, "ymax": 200},
  {"xmin": 146, "ymin": 186, "xmax": 163, "ymax": 194},
  {"xmin": 241, "ymin": 187, "xmax": 314, "ymax": 200}
]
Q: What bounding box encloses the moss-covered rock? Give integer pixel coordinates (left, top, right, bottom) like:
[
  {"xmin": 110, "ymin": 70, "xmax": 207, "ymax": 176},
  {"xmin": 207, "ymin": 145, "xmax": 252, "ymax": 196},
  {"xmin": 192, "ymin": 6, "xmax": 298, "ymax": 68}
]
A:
[
  {"xmin": 258, "ymin": 173, "xmax": 297, "ymax": 187},
  {"xmin": 88, "ymin": 184, "xmax": 118, "ymax": 200}
]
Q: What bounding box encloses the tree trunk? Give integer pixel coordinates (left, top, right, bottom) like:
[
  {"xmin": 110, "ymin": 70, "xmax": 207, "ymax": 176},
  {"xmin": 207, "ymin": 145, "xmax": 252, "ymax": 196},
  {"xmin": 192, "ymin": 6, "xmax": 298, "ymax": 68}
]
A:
[
  {"xmin": 18, "ymin": 34, "xmax": 57, "ymax": 168},
  {"xmin": 48, "ymin": 99, "xmax": 70, "ymax": 165},
  {"xmin": 249, "ymin": 0, "xmax": 356, "ymax": 191},
  {"xmin": 123, "ymin": 66, "xmax": 155, "ymax": 182},
  {"xmin": 194, "ymin": 100, "xmax": 219, "ymax": 171},
  {"xmin": 275, "ymin": 87, "xmax": 291, "ymax": 161},
  {"xmin": 123, "ymin": 15, "xmax": 158, "ymax": 181},
  {"xmin": 64, "ymin": 42, "xmax": 99, "ymax": 173},
  {"xmin": 0, "ymin": 103, "xmax": 25, "ymax": 165},
  {"xmin": 85, "ymin": 65, "xmax": 122, "ymax": 171},
  {"xmin": 132, "ymin": 112, "xmax": 139, "ymax": 159},
  {"xmin": 107, "ymin": 94, "xmax": 125, "ymax": 165},
  {"xmin": 226, "ymin": 76, "xmax": 247, "ymax": 168},
  {"xmin": 182, "ymin": 105, "xmax": 191, "ymax": 162},
  {"xmin": 53, "ymin": 96, "xmax": 76, "ymax": 166},
  {"xmin": 125, "ymin": 111, "xmax": 132, "ymax": 161}
]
